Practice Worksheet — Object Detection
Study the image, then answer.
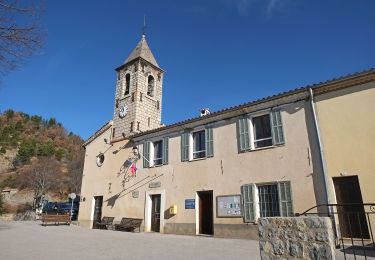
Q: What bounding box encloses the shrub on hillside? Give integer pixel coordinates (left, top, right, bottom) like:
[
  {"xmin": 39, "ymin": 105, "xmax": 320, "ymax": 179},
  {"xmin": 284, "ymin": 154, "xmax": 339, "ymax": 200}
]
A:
[
  {"xmin": 0, "ymin": 194, "xmax": 5, "ymax": 215},
  {"xmin": 16, "ymin": 203, "xmax": 32, "ymax": 214},
  {"xmin": 0, "ymin": 174, "xmax": 18, "ymax": 189}
]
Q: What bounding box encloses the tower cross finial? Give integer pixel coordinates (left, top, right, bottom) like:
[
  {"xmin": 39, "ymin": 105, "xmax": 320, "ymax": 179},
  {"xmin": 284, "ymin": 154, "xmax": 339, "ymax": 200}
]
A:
[{"xmin": 142, "ymin": 15, "xmax": 146, "ymax": 37}]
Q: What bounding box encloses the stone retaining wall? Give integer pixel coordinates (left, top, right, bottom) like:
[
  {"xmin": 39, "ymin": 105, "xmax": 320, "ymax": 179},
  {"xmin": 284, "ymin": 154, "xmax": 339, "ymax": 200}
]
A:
[{"xmin": 258, "ymin": 217, "xmax": 335, "ymax": 260}]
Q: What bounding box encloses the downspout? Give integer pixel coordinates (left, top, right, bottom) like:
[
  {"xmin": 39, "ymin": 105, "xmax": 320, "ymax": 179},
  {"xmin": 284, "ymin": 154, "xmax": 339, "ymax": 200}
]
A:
[{"xmin": 308, "ymin": 88, "xmax": 331, "ymax": 212}]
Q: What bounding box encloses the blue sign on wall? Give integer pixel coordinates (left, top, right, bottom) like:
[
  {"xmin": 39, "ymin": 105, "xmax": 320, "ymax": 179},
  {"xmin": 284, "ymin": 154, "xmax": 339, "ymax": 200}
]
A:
[{"xmin": 185, "ymin": 199, "xmax": 195, "ymax": 209}]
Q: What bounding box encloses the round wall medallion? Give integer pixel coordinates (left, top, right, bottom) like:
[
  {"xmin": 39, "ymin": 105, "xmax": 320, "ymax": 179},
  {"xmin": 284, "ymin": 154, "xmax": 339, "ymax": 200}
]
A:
[{"xmin": 96, "ymin": 153, "xmax": 105, "ymax": 167}]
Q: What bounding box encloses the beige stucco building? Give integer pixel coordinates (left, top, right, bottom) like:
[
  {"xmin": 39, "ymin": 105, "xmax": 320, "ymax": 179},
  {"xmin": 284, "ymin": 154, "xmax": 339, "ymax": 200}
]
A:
[
  {"xmin": 313, "ymin": 71, "xmax": 375, "ymax": 239},
  {"xmin": 78, "ymin": 34, "xmax": 375, "ymax": 239}
]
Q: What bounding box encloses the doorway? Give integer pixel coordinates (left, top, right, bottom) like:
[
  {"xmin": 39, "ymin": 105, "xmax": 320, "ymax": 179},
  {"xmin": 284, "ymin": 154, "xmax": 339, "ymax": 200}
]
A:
[
  {"xmin": 92, "ymin": 196, "xmax": 103, "ymax": 229},
  {"xmin": 151, "ymin": 194, "xmax": 161, "ymax": 232},
  {"xmin": 198, "ymin": 191, "xmax": 213, "ymax": 235},
  {"xmin": 333, "ymin": 176, "xmax": 369, "ymax": 239}
]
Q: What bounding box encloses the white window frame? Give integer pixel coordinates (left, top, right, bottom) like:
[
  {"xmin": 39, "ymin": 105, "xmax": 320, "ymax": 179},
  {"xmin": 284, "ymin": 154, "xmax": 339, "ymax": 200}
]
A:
[
  {"xmin": 187, "ymin": 127, "xmax": 206, "ymax": 161},
  {"xmin": 192, "ymin": 129, "xmax": 206, "ymax": 160},
  {"xmin": 147, "ymin": 139, "xmax": 164, "ymax": 167},
  {"xmin": 249, "ymin": 111, "xmax": 273, "ymax": 150},
  {"xmin": 152, "ymin": 140, "xmax": 163, "ymax": 166}
]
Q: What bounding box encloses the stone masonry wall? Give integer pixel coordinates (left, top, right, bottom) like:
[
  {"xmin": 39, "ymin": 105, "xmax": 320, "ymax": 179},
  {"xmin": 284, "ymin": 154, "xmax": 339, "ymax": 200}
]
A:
[
  {"xmin": 258, "ymin": 217, "xmax": 335, "ymax": 260},
  {"xmin": 112, "ymin": 59, "xmax": 163, "ymax": 140}
]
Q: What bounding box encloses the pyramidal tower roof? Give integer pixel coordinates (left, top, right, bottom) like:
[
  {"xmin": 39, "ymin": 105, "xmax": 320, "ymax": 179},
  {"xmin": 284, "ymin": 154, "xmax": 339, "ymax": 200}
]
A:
[{"xmin": 123, "ymin": 34, "xmax": 160, "ymax": 69}]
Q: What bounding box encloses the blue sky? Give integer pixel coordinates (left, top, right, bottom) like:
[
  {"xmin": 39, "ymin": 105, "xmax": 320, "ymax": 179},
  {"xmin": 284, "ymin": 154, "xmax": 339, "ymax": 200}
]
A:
[{"xmin": 1, "ymin": 0, "xmax": 374, "ymax": 140}]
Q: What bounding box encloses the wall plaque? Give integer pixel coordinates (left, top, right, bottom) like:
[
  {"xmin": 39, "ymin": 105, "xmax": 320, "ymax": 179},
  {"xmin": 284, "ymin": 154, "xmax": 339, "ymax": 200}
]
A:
[
  {"xmin": 149, "ymin": 181, "xmax": 161, "ymax": 188},
  {"xmin": 185, "ymin": 199, "xmax": 195, "ymax": 209},
  {"xmin": 132, "ymin": 191, "xmax": 139, "ymax": 198}
]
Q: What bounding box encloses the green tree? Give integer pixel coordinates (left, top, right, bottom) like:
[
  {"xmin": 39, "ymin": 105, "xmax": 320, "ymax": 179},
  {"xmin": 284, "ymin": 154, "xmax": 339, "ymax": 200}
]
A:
[
  {"xmin": 15, "ymin": 121, "xmax": 23, "ymax": 131},
  {"xmin": 17, "ymin": 139, "xmax": 36, "ymax": 163},
  {"xmin": 36, "ymin": 141, "xmax": 55, "ymax": 157},
  {"xmin": 54, "ymin": 148, "xmax": 65, "ymax": 161},
  {"xmin": 47, "ymin": 118, "xmax": 56, "ymax": 127},
  {"xmin": 30, "ymin": 115, "xmax": 42, "ymax": 125},
  {"xmin": 4, "ymin": 109, "xmax": 14, "ymax": 119}
]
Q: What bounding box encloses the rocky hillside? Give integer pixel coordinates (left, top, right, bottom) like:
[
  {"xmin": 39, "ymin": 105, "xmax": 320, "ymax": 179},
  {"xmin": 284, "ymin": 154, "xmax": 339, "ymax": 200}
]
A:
[{"xmin": 0, "ymin": 109, "xmax": 85, "ymax": 209}]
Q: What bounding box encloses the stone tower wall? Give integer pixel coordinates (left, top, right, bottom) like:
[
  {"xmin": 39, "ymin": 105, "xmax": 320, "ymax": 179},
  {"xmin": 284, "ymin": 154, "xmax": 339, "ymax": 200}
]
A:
[{"xmin": 112, "ymin": 59, "xmax": 163, "ymax": 140}]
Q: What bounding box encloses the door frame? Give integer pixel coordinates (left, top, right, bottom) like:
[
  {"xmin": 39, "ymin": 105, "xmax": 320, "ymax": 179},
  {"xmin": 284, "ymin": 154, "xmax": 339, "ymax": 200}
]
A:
[
  {"xmin": 151, "ymin": 194, "xmax": 161, "ymax": 232},
  {"xmin": 332, "ymin": 175, "xmax": 369, "ymax": 239},
  {"xmin": 91, "ymin": 196, "xmax": 103, "ymax": 229},
  {"xmin": 145, "ymin": 189, "xmax": 165, "ymax": 233},
  {"xmin": 195, "ymin": 190, "xmax": 214, "ymax": 236}
]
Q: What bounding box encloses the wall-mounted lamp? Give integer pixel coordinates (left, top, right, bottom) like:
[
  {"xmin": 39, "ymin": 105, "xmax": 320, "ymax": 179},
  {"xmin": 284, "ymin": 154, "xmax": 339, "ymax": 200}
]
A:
[{"xmin": 132, "ymin": 146, "xmax": 139, "ymax": 158}]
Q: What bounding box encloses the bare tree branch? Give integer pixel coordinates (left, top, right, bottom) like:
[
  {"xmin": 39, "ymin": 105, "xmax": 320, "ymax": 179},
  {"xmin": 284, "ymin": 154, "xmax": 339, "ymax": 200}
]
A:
[{"xmin": 0, "ymin": 0, "xmax": 44, "ymax": 78}]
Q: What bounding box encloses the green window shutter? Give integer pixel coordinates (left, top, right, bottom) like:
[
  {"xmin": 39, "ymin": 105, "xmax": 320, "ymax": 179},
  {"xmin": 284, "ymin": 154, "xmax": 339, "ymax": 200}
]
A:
[
  {"xmin": 241, "ymin": 184, "xmax": 255, "ymax": 222},
  {"xmin": 162, "ymin": 137, "xmax": 169, "ymax": 165},
  {"xmin": 181, "ymin": 133, "xmax": 189, "ymax": 162},
  {"xmin": 278, "ymin": 181, "xmax": 293, "ymax": 217},
  {"xmin": 270, "ymin": 110, "xmax": 285, "ymax": 145},
  {"xmin": 205, "ymin": 127, "xmax": 214, "ymax": 157},
  {"xmin": 238, "ymin": 117, "xmax": 250, "ymax": 152},
  {"xmin": 143, "ymin": 141, "xmax": 150, "ymax": 168}
]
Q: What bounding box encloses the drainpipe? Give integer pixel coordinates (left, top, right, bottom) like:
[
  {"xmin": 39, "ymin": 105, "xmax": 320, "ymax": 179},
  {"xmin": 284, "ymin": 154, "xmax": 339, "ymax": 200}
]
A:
[{"xmin": 308, "ymin": 88, "xmax": 331, "ymax": 212}]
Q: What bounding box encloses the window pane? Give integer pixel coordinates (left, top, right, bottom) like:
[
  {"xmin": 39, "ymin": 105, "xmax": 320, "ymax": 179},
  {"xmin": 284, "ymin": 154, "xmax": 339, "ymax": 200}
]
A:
[
  {"xmin": 253, "ymin": 114, "xmax": 272, "ymax": 148},
  {"xmin": 193, "ymin": 130, "xmax": 206, "ymax": 159},
  {"xmin": 125, "ymin": 74, "xmax": 130, "ymax": 95},
  {"xmin": 258, "ymin": 184, "xmax": 280, "ymax": 217},
  {"xmin": 153, "ymin": 140, "xmax": 163, "ymax": 165}
]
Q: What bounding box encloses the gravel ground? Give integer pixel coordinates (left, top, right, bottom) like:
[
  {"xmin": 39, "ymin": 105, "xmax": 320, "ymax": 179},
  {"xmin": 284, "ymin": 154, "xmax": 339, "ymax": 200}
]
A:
[{"xmin": 0, "ymin": 221, "xmax": 259, "ymax": 260}]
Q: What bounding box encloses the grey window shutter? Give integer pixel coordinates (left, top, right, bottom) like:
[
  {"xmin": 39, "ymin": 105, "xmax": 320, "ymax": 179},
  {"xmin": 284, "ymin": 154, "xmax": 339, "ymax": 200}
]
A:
[
  {"xmin": 143, "ymin": 141, "xmax": 150, "ymax": 168},
  {"xmin": 162, "ymin": 137, "xmax": 169, "ymax": 165},
  {"xmin": 241, "ymin": 184, "xmax": 255, "ymax": 222},
  {"xmin": 181, "ymin": 133, "xmax": 189, "ymax": 162},
  {"xmin": 205, "ymin": 127, "xmax": 214, "ymax": 157},
  {"xmin": 270, "ymin": 110, "xmax": 285, "ymax": 145},
  {"xmin": 278, "ymin": 181, "xmax": 293, "ymax": 217},
  {"xmin": 238, "ymin": 117, "xmax": 250, "ymax": 151}
]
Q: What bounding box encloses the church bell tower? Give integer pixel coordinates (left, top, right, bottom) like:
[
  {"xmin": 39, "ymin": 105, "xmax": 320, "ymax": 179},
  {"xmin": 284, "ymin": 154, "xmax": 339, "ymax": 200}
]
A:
[{"xmin": 112, "ymin": 34, "xmax": 164, "ymax": 140}]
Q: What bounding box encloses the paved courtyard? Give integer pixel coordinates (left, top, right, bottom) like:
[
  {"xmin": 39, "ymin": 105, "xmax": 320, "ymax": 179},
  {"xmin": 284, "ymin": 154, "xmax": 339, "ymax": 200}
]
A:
[
  {"xmin": 0, "ymin": 221, "xmax": 373, "ymax": 259},
  {"xmin": 0, "ymin": 221, "xmax": 259, "ymax": 260}
]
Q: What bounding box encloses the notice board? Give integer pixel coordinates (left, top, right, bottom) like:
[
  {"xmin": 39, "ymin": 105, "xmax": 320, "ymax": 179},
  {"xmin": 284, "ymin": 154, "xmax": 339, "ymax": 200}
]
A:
[{"xmin": 216, "ymin": 195, "xmax": 242, "ymax": 218}]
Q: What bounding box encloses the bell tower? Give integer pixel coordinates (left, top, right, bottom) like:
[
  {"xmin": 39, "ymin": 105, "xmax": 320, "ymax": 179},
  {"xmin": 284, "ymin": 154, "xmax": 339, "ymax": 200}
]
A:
[{"xmin": 112, "ymin": 34, "xmax": 164, "ymax": 140}]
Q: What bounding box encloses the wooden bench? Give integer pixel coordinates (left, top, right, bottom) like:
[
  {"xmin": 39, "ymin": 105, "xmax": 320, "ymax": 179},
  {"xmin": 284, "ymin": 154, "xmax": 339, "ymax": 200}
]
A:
[
  {"xmin": 41, "ymin": 213, "xmax": 71, "ymax": 226},
  {"xmin": 95, "ymin": 216, "xmax": 115, "ymax": 230},
  {"xmin": 114, "ymin": 217, "xmax": 143, "ymax": 232}
]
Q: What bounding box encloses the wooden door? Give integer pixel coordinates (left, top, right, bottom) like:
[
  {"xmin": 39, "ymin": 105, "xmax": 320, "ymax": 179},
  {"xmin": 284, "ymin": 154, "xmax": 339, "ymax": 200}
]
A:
[
  {"xmin": 151, "ymin": 195, "xmax": 161, "ymax": 232},
  {"xmin": 333, "ymin": 176, "xmax": 369, "ymax": 239},
  {"xmin": 198, "ymin": 191, "xmax": 213, "ymax": 235},
  {"xmin": 93, "ymin": 196, "xmax": 103, "ymax": 229}
]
